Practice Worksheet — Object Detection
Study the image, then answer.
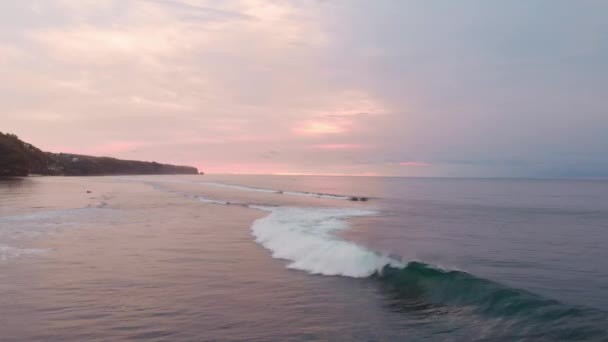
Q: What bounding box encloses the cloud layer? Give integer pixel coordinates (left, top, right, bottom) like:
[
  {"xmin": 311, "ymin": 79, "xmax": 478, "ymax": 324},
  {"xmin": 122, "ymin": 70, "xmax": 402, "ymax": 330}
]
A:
[{"xmin": 1, "ymin": 0, "xmax": 607, "ymax": 177}]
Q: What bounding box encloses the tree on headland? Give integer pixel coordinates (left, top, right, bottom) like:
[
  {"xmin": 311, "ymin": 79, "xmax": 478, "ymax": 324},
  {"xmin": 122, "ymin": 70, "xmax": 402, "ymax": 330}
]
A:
[
  {"xmin": 0, "ymin": 132, "xmax": 35, "ymax": 176},
  {"xmin": 0, "ymin": 132, "xmax": 200, "ymax": 177}
]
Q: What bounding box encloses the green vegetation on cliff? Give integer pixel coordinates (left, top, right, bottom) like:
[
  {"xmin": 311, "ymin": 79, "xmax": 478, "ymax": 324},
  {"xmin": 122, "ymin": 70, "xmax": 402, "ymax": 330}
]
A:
[
  {"xmin": 0, "ymin": 133, "xmax": 49, "ymax": 176},
  {"xmin": 0, "ymin": 132, "xmax": 199, "ymax": 177}
]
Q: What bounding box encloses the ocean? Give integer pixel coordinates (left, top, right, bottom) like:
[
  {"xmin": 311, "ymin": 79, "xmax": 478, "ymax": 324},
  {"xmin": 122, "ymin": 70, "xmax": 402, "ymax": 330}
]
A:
[{"xmin": 1, "ymin": 175, "xmax": 607, "ymax": 341}]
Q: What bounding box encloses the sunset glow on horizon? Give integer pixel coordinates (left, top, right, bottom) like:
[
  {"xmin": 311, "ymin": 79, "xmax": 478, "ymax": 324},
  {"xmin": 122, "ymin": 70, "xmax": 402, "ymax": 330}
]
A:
[
  {"xmin": 2, "ymin": 1, "xmax": 607, "ymax": 177},
  {"xmin": 293, "ymin": 121, "xmax": 350, "ymax": 136}
]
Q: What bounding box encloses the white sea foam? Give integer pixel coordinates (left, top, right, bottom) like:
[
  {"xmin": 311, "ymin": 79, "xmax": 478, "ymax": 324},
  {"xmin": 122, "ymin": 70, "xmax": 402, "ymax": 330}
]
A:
[
  {"xmin": 250, "ymin": 206, "xmax": 403, "ymax": 278},
  {"xmin": 198, "ymin": 197, "xmax": 229, "ymax": 205},
  {"xmin": 282, "ymin": 191, "xmax": 351, "ymax": 200},
  {"xmin": 201, "ymin": 182, "xmax": 277, "ymax": 194},
  {"xmin": 0, "ymin": 244, "xmax": 47, "ymax": 261},
  {"xmin": 0, "ymin": 207, "xmax": 107, "ymax": 261}
]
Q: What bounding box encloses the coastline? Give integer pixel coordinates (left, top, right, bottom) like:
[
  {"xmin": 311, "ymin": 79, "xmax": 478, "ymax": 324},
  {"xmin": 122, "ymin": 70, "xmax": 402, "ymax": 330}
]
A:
[{"xmin": 1, "ymin": 132, "xmax": 200, "ymax": 177}]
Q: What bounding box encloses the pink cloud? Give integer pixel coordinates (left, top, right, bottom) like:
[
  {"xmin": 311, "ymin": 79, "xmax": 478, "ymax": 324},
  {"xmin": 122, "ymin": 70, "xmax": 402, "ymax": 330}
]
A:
[
  {"xmin": 273, "ymin": 171, "xmax": 378, "ymax": 177},
  {"xmin": 309, "ymin": 143, "xmax": 366, "ymax": 150},
  {"xmin": 93, "ymin": 141, "xmax": 143, "ymax": 154},
  {"xmin": 47, "ymin": 141, "xmax": 144, "ymax": 156},
  {"xmin": 399, "ymin": 161, "xmax": 431, "ymax": 167},
  {"xmin": 292, "ymin": 120, "xmax": 351, "ymax": 136},
  {"xmin": 196, "ymin": 162, "xmax": 380, "ymax": 176},
  {"xmin": 198, "ymin": 162, "xmax": 290, "ymax": 175}
]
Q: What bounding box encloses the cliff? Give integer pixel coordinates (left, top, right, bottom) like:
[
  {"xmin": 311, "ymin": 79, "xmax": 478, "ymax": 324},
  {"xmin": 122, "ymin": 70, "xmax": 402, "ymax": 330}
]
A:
[{"xmin": 0, "ymin": 132, "xmax": 199, "ymax": 177}]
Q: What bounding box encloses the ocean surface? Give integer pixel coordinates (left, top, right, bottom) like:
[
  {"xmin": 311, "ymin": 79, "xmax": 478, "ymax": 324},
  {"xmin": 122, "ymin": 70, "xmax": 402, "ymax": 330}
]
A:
[{"xmin": 1, "ymin": 175, "xmax": 608, "ymax": 341}]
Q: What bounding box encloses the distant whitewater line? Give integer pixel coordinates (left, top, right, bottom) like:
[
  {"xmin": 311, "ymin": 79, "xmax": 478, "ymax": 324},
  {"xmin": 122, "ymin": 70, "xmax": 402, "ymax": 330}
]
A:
[
  {"xmin": 199, "ymin": 181, "xmax": 365, "ymax": 200},
  {"xmin": 116, "ymin": 177, "xmax": 369, "ymax": 201}
]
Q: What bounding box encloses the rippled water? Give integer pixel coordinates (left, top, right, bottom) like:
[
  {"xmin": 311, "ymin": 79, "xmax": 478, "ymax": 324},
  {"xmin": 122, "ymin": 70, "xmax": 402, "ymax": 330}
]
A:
[{"xmin": 1, "ymin": 175, "xmax": 607, "ymax": 341}]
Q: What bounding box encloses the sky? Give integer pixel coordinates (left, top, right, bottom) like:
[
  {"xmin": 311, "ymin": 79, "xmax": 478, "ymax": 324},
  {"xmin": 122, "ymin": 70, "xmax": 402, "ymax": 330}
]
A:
[{"xmin": 1, "ymin": 0, "xmax": 607, "ymax": 177}]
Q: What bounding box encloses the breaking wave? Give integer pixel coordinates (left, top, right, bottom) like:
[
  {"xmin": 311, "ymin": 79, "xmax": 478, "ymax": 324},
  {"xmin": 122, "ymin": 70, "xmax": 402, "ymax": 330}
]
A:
[
  {"xmin": 250, "ymin": 206, "xmax": 401, "ymax": 277},
  {"xmin": 248, "ymin": 205, "xmax": 608, "ymax": 340}
]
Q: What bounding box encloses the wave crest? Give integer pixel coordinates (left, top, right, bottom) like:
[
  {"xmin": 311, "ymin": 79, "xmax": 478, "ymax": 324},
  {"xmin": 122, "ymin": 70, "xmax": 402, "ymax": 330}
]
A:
[{"xmin": 250, "ymin": 206, "xmax": 402, "ymax": 277}]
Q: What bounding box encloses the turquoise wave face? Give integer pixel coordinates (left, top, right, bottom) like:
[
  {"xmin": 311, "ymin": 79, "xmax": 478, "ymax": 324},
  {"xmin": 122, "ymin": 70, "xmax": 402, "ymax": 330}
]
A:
[{"xmin": 376, "ymin": 262, "xmax": 608, "ymax": 340}]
